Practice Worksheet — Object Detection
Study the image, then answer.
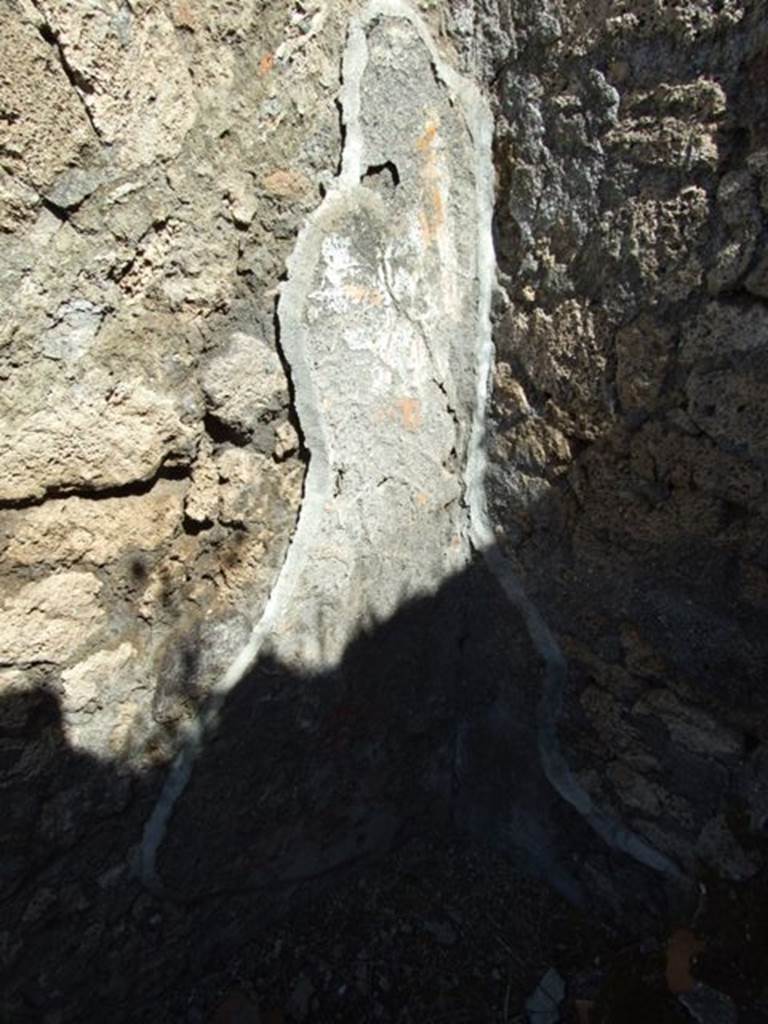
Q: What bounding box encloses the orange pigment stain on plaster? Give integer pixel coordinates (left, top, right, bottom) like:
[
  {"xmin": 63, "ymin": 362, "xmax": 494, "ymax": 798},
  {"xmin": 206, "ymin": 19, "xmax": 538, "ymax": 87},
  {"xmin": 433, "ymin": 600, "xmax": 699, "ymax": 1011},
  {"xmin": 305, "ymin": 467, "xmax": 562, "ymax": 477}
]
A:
[
  {"xmin": 375, "ymin": 399, "xmax": 423, "ymax": 431},
  {"xmin": 342, "ymin": 283, "xmax": 385, "ymax": 306},
  {"xmin": 259, "ymin": 53, "xmax": 275, "ymax": 76},
  {"xmin": 417, "ymin": 120, "xmax": 438, "ymax": 153},
  {"xmin": 396, "ymin": 397, "xmax": 422, "ymax": 431},
  {"xmin": 417, "ymin": 117, "xmax": 446, "ymax": 246},
  {"xmin": 419, "ymin": 187, "xmax": 445, "ymax": 246}
]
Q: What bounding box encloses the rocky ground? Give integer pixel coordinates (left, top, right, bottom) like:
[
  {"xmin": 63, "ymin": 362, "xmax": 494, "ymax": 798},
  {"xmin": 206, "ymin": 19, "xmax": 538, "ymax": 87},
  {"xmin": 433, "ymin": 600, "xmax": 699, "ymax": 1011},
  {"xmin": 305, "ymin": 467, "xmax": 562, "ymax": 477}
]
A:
[
  {"xmin": 172, "ymin": 835, "xmax": 614, "ymax": 1024},
  {"xmin": 171, "ymin": 834, "xmax": 768, "ymax": 1024}
]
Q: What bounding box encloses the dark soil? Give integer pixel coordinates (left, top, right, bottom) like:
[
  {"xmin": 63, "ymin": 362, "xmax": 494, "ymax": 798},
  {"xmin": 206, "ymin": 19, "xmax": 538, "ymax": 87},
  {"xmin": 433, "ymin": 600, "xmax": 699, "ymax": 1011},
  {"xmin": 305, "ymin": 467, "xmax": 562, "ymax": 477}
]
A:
[
  {"xmin": 187, "ymin": 834, "xmax": 613, "ymax": 1024},
  {"xmin": 183, "ymin": 838, "xmax": 768, "ymax": 1024}
]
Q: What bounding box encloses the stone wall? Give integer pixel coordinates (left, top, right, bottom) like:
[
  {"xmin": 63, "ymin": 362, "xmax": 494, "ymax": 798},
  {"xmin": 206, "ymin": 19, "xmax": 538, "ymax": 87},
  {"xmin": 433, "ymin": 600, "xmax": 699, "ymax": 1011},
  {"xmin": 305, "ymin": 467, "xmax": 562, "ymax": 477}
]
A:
[
  {"xmin": 3, "ymin": 0, "xmax": 768, "ymax": 1018},
  {"xmin": 451, "ymin": 0, "xmax": 768, "ymax": 879},
  {"xmin": 1, "ymin": 2, "xmax": 343, "ymax": 1012},
  {"xmin": 0, "ymin": 0, "xmax": 350, "ymax": 779}
]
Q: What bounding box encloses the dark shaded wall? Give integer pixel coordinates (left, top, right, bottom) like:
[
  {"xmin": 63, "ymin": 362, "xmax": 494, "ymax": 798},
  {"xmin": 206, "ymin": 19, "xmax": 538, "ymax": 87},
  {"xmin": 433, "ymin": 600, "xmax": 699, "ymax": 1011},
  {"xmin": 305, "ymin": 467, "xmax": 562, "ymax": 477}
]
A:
[{"xmin": 452, "ymin": 0, "xmax": 768, "ymax": 878}]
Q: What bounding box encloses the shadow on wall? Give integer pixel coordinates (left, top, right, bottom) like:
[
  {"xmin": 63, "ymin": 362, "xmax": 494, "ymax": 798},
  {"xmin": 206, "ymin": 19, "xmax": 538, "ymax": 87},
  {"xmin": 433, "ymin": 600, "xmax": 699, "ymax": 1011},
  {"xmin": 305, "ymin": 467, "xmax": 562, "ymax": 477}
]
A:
[
  {"xmin": 487, "ymin": 328, "xmax": 768, "ymax": 875},
  {"xmin": 0, "ymin": 547, "xmax": 683, "ymax": 1023}
]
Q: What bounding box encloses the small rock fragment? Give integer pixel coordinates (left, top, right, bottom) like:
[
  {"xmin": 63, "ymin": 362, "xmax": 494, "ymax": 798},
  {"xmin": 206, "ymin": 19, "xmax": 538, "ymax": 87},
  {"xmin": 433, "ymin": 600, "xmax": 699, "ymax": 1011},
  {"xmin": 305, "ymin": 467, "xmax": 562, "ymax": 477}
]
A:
[
  {"xmin": 274, "ymin": 420, "xmax": 299, "ymax": 460},
  {"xmin": 525, "ymin": 967, "xmax": 566, "ymax": 1024},
  {"xmin": 186, "ymin": 437, "xmax": 219, "ymax": 525}
]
